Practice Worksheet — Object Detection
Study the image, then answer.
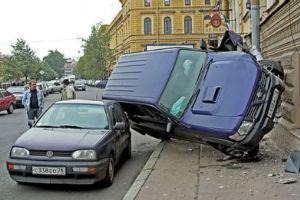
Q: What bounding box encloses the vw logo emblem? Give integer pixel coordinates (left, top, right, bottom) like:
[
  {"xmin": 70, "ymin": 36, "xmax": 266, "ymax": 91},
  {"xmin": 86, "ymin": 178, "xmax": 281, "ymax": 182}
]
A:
[{"xmin": 46, "ymin": 151, "xmax": 54, "ymax": 158}]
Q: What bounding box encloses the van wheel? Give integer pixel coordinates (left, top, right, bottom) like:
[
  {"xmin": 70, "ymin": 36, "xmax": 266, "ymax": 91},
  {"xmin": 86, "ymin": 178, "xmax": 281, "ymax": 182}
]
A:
[
  {"xmin": 103, "ymin": 155, "xmax": 114, "ymax": 187},
  {"xmin": 7, "ymin": 104, "xmax": 14, "ymax": 114}
]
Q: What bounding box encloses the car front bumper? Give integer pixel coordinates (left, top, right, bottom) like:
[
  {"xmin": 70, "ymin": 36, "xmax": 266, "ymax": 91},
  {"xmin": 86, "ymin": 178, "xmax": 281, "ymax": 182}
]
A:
[
  {"xmin": 235, "ymin": 68, "xmax": 285, "ymax": 150},
  {"xmin": 6, "ymin": 158, "xmax": 108, "ymax": 185}
]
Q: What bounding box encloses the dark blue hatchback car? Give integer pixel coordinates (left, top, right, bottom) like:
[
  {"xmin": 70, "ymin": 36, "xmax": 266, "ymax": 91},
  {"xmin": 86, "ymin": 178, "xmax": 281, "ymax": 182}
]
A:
[{"xmin": 103, "ymin": 40, "xmax": 284, "ymax": 158}]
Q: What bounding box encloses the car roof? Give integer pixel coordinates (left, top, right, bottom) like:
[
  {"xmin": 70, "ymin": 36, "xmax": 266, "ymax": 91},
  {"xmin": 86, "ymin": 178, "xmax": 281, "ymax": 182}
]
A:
[
  {"xmin": 55, "ymin": 99, "xmax": 105, "ymax": 106},
  {"xmin": 7, "ymin": 86, "xmax": 25, "ymax": 89}
]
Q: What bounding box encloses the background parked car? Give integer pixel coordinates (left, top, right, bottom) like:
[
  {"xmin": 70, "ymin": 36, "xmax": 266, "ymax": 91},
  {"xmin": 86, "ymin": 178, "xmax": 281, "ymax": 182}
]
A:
[
  {"xmin": 41, "ymin": 82, "xmax": 50, "ymax": 95},
  {"xmin": 47, "ymin": 80, "xmax": 62, "ymax": 93},
  {"xmin": 7, "ymin": 100, "xmax": 131, "ymax": 186},
  {"xmin": 74, "ymin": 80, "xmax": 86, "ymax": 91},
  {"xmin": 36, "ymin": 83, "xmax": 47, "ymax": 97},
  {"xmin": 0, "ymin": 89, "xmax": 16, "ymax": 114},
  {"xmin": 96, "ymin": 80, "xmax": 108, "ymax": 89},
  {"xmin": 7, "ymin": 86, "xmax": 26, "ymax": 108}
]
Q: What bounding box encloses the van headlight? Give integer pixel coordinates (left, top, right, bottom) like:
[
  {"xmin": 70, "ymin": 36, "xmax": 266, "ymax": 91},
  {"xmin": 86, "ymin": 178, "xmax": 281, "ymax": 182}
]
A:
[
  {"xmin": 72, "ymin": 150, "xmax": 96, "ymax": 160},
  {"xmin": 11, "ymin": 147, "xmax": 30, "ymax": 158},
  {"xmin": 229, "ymin": 121, "xmax": 254, "ymax": 141}
]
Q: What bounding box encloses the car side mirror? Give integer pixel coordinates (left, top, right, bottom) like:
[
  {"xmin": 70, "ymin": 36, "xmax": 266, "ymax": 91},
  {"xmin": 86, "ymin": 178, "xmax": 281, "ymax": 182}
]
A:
[{"xmin": 114, "ymin": 122, "xmax": 126, "ymax": 130}]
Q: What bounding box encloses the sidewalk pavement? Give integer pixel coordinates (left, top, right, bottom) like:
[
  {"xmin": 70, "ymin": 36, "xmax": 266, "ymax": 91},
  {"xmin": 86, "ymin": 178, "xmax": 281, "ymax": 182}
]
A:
[{"xmin": 123, "ymin": 138, "xmax": 300, "ymax": 200}]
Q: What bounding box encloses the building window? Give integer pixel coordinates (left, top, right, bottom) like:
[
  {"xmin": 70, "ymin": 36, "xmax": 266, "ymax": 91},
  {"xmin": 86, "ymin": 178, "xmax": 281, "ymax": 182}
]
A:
[
  {"xmin": 204, "ymin": 0, "xmax": 210, "ymax": 5},
  {"xmin": 144, "ymin": 0, "xmax": 150, "ymax": 7},
  {"xmin": 209, "ymin": 35, "xmax": 218, "ymax": 48},
  {"xmin": 185, "ymin": 0, "xmax": 191, "ymax": 5},
  {"xmin": 164, "ymin": 0, "xmax": 171, "ymax": 6},
  {"xmin": 144, "ymin": 17, "xmax": 152, "ymax": 35},
  {"xmin": 164, "ymin": 17, "xmax": 172, "ymax": 34},
  {"xmin": 184, "ymin": 16, "xmax": 192, "ymax": 34},
  {"xmin": 204, "ymin": 15, "xmax": 211, "ymax": 20}
]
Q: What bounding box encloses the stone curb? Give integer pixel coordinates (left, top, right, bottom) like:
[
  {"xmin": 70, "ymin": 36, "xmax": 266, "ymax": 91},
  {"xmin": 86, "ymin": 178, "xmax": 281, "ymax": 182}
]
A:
[{"xmin": 122, "ymin": 140, "xmax": 166, "ymax": 200}]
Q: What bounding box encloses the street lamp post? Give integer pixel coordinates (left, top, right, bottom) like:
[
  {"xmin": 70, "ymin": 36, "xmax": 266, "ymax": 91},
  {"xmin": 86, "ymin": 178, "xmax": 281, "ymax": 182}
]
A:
[{"xmin": 251, "ymin": 0, "xmax": 260, "ymax": 52}]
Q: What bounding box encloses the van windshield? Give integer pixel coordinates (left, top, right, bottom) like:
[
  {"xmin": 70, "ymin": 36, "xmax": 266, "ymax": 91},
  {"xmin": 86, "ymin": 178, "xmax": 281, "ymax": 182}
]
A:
[{"xmin": 158, "ymin": 50, "xmax": 207, "ymax": 118}]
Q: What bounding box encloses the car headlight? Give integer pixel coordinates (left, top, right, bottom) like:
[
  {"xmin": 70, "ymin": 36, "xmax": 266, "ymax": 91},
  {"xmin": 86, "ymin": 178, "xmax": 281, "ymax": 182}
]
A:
[
  {"xmin": 72, "ymin": 150, "xmax": 96, "ymax": 160},
  {"xmin": 229, "ymin": 121, "xmax": 254, "ymax": 141},
  {"xmin": 11, "ymin": 147, "xmax": 30, "ymax": 158}
]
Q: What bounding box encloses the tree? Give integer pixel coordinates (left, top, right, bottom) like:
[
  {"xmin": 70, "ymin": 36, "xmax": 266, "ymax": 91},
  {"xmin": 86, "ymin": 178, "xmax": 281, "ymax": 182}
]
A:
[
  {"xmin": 43, "ymin": 50, "xmax": 65, "ymax": 78},
  {"xmin": 10, "ymin": 39, "xmax": 40, "ymax": 83},
  {"xmin": 30, "ymin": 60, "xmax": 58, "ymax": 81},
  {"xmin": 0, "ymin": 55, "xmax": 23, "ymax": 81},
  {"xmin": 76, "ymin": 24, "xmax": 115, "ymax": 80}
]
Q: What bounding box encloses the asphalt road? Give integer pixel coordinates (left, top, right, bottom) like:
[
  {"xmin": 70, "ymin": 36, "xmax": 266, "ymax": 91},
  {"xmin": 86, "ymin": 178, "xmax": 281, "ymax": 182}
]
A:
[{"xmin": 0, "ymin": 86, "xmax": 159, "ymax": 200}]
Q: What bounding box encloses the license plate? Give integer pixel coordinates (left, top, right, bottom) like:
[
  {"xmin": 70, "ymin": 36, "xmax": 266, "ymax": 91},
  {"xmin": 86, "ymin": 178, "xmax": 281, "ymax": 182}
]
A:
[
  {"xmin": 32, "ymin": 166, "xmax": 66, "ymax": 176},
  {"xmin": 267, "ymin": 89, "xmax": 280, "ymax": 118}
]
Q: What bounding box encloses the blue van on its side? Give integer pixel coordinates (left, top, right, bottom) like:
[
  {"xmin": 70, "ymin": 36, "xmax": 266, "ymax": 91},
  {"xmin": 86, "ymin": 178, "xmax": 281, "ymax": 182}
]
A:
[{"xmin": 103, "ymin": 45, "xmax": 284, "ymax": 158}]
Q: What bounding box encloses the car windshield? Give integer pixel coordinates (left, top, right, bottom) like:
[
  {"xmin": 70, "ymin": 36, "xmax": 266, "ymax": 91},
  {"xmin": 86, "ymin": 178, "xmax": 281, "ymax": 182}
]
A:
[
  {"xmin": 36, "ymin": 103, "xmax": 108, "ymax": 129},
  {"xmin": 7, "ymin": 87, "xmax": 25, "ymax": 94},
  {"xmin": 75, "ymin": 81, "xmax": 84, "ymax": 85},
  {"xmin": 158, "ymin": 50, "xmax": 207, "ymax": 118}
]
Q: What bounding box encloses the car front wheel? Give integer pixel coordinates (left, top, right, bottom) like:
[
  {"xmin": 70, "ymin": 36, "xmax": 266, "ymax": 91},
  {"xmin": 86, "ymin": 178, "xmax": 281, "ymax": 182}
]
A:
[
  {"xmin": 103, "ymin": 155, "xmax": 114, "ymax": 186},
  {"xmin": 124, "ymin": 138, "xmax": 132, "ymax": 160},
  {"xmin": 7, "ymin": 104, "xmax": 14, "ymax": 114}
]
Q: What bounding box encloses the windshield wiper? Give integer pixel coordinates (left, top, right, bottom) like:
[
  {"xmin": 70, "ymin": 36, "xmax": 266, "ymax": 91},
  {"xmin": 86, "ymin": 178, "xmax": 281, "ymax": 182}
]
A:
[
  {"xmin": 36, "ymin": 125, "xmax": 59, "ymax": 128},
  {"xmin": 57, "ymin": 125, "xmax": 84, "ymax": 129}
]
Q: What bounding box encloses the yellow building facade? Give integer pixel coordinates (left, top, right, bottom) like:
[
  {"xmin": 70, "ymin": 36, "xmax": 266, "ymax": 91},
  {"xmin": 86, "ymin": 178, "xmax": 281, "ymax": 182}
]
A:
[{"xmin": 108, "ymin": 0, "xmax": 229, "ymax": 59}]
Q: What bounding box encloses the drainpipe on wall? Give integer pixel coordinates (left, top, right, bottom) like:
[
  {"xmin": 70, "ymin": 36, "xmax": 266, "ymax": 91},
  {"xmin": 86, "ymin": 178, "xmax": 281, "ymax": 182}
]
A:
[
  {"xmin": 156, "ymin": 0, "xmax": 159, "ymax": 45},
  {"xmin": 251, "ymin": 0, "xmax": 263, "ymax": 60}
]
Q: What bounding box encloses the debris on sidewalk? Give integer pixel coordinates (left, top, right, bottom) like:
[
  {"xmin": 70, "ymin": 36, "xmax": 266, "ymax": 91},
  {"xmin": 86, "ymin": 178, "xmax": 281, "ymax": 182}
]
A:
[
  {"xmin": 278, "ymin": 178, "xmax": 297, "ymax": 184},
  {"xmin": 268, "ymin": 173, "xmax": 276, "ymax": 177},
  {"xmin": 284, "ymin": 150, "xmax": 300, "ymax": 173}
]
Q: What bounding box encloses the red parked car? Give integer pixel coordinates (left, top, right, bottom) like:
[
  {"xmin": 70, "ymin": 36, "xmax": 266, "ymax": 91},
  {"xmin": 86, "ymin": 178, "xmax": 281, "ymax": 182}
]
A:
[{"xmin": 0, "ymin": 89, "xmax": 16, "ymax": 114}]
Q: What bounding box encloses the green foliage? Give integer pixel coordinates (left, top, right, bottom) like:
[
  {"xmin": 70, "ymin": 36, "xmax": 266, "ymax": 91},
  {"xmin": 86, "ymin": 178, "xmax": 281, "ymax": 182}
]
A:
[
  {"xmin": 0, "ymin": 39, "xmax": 59, "ymax": 83},
  {"xmin": 43, "ymin": 50, "xmax": 65, "ymax": 77},
  {"xmin": 10, "ymin": 39, "xmax": 39, "ymax": 82},
  {"xmin": 0, "ymin": 55, "xmax": 23, "ymax": 81},
  {"xmin": 76, "ymin": 24, "xmax": 115, "ymax": 79}
]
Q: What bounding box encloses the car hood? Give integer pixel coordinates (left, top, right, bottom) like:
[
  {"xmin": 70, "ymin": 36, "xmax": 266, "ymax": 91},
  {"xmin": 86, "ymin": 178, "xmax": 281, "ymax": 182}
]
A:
[
  {"xmin": 13, "ymin": 128, "xmax": 109, "ymax": 151},
  {"xmin": 180, "ymin": 52, "xmax": 260, "ymax": 135},
  {"xmin": 191, "ymin": 52, "xmax": 259, "ymax": 117},
  {"xmin": 13, "ymin": 93, "xmax": 23, "ymax": 98}
]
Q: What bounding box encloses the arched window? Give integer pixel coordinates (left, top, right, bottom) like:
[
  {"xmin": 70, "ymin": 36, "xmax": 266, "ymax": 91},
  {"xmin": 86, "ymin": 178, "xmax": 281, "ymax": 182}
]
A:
[
  {"xmin": 184, "ymin": 16, "xmax": 192, "ymax": 34},
  {"xmin": 185, "ymin": 0, "xmax": 191, "ymax": 5},
  {"xmin": 204, "ymin": 0, "xmax": 211, "ymax": 5},
  {"xmin": 144, "ymin": 0, "xmax": 150, "ymax": 6},
  {"xmin": 204, "ymin": 15, "xmax": 211, "ymax": 20},
  {"xmin": 164, "ymin": 17, "xmax": 172, "ymax": 34},
  {"xmin": 144, "ymin": 17, "xmax": 152, "ymax": 35}
]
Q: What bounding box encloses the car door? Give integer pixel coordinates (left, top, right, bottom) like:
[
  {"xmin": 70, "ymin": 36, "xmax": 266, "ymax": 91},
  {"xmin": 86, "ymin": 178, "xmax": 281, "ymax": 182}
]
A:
[
  {"xmin": 0, "ymin": 92, "xmax": 5, "ymax": 111},
  {"xmin": 113, "ymin": 103, "xmax": 130, "ymax": 151},
  {"xmin": 109, "ymin": 104, "xmax": 128, "ymax": 162},
  {"xmin": 2, "ymin": 91, "xmax": 10, "ymax": 110}
]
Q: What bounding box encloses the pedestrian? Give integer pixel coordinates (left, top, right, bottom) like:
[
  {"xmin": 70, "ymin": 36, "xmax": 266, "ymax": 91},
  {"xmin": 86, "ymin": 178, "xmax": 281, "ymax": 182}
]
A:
[
  {"xmin": 61, "ymin": 79, "xmax": 76, "ymax": 100},
  {"xmin": 22, "ymin": 80, "xmax": 44, "ymax": 127}
]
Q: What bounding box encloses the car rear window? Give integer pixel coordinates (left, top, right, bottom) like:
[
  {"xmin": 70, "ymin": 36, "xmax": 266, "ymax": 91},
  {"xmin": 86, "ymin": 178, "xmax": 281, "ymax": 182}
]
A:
[{"xmin": 36, "ymin": 103, "xmax": 108, "ymax": 129}]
